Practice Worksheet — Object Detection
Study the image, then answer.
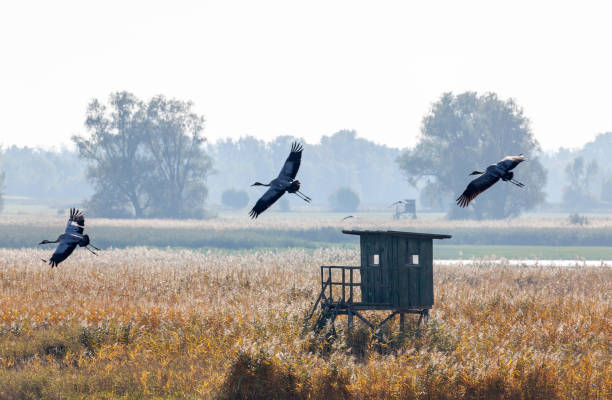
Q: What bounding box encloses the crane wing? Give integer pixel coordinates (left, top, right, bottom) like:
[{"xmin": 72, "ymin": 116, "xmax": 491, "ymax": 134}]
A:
[
  {"xmin": 48, "ymin": 236, "xmax": 79, "ymax": 267},
  {"xmin": 456, "ymin": 173, "xmax": 500, "ymax": 207},
  {"xmin": 496, "ymin": 155, "xmax": 525, "ymax": 172},
  {"xmin": 65, "ymin": 208, "xmax": 85, "ymax": 235},
  {"xmin": 249, "ymin": 186, "xmax": 286, "ymax": 219},
  {"xmin": 278, "ymin": 142, "xmax": 303, "ymax": 180}
]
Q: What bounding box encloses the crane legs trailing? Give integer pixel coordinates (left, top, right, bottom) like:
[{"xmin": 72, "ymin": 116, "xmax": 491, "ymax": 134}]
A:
[
  {"xmin": 510, "ymin": 179, "xmax": 525, "ymax": 187},
  {"xmin": 84, "ymin": 243, "xmax": 101, "ymax": 255},
  {"xmin": 295, "ymin": 191, "xmax": 312, "ymax": 202}
]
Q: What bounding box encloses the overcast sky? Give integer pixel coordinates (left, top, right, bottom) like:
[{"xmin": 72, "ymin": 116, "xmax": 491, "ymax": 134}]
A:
[{"xmin": 1, "ymin": 0, "xmax": 611, "ymax": 151}]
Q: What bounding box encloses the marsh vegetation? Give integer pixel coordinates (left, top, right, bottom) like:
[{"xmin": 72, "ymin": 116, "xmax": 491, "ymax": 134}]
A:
[{"xmin": 0, "ymin": 248, "xmax": 609, "ymax": 399}]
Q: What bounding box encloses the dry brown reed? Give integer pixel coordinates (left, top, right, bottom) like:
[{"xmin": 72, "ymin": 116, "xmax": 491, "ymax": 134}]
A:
[{"xmin": 0, "ymin": 248, "xmax": 609, "ymax": 399}]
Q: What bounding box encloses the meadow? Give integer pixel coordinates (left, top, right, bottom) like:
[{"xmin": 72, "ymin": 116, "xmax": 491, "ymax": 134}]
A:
[
  {"xmin": 5, "ymin": 213, "xmax": 612, "ymax": 258},
  {"xmin": 0, "ymin": 247, "xmax": 609, "ymax": 399}
]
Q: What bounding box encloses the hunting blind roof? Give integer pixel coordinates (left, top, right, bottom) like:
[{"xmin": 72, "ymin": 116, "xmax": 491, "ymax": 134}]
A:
[{"xmin": 341, "ymin": 230, "xmax": 452, "ymax": 240}]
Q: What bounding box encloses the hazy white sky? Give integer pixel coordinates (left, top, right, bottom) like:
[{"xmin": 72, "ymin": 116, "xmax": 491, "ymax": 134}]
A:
[{"xmin": 1, "ymin": 0, "xmax": 611, "ymax": 151}]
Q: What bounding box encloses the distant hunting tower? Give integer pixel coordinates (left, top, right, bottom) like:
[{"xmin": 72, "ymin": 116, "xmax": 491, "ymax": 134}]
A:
[
  {"xmin": 393, "ymin": 199, "xmax": 416, "ymax": 220},
  {"xmin": 308, "ymin": 230, "xmax": 451, "ymax": 335}
]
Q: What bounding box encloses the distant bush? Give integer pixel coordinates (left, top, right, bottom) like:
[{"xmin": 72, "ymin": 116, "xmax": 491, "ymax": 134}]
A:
[
  {"xmin": 221, "ymin": 189, "xmax": 249, "ymax": 209},
  {"xmin": 220, "ymin": 351, "xmax": 302, "ymax": 400},
  {"xmin": 329, "ymin": 187, "xmax": 360, "ymax": 212},
  {"xmin": 568, "ymin": 213, "xmax": 588, "ymax": 225}
]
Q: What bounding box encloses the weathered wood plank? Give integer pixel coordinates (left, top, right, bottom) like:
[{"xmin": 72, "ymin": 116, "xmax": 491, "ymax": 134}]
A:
[
  {"xmin": 407, "ymin": 238, "xmax": 420, "ymax": 307},
  {"xmin": 421, "ymin": 239, "xmax": 434, "ymax": 307}
]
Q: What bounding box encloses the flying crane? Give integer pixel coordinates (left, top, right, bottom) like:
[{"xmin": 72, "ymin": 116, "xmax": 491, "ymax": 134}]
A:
[
  {"xmin": 39, "ymin": 208, "xmax": 100, "ymax": 267},
  {"xmin": 456, "ymin": 155, "xmax": 525, "ymax": 207},
  {"xmin": 249, "ymin": 142, "xmax": 311, "ymax": 218}
]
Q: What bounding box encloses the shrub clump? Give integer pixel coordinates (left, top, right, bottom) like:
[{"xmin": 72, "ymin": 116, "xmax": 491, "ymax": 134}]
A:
[
  {"xmin": 219, "ymin": 350, "xmax": 303, "ymax": 400},
  {"xmin": 329, "ymin": 187, "xmax": 360, "ymax": 212}
]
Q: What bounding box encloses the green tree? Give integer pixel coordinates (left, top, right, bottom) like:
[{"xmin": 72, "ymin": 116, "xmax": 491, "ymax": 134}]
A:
[
  {"xmin": 222, "ymin": 189, "xmax": 249, "ymax": 209},
  {"xmin": 329, "ymin": 187, "xmax": 360, "ymax": 212},
  {"xmin": 144, "ymin": 95, "xmax": 213, "ymax": 219},
  {"xmin": 398, "ymin": 92, "xmax": 547, "ymax": 219},
  {"xmin": 72, "ymin": 92, "xmax": 153, "ymax": 218},
  {"xmin": 563, "ymin": 157, "xmax": 599, "ymax": 209},
  {"xmin": 601, "ymin": 175, "xmax": 612, "ymax": 204},
  {"xmin": 73, "ymin": 92, "xmax": 213, "ymax": 219}
]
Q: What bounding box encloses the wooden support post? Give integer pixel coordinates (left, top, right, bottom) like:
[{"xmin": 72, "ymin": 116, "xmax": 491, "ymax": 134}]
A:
[
  {"xmin": 328, "ymin": 267, "xmax": 333, "ymax": 301},
  {"xmin": 376, "ymin": 311, "xmax": 398, "ymax": 332},
  {"xmin": 347, "ymin": 308, "xmax": 353, "ymax": 334},
  {"xmin": 320, "ymin": 266, "xmax": 325, "ymax": 302},
  {"xmin": 342, "ymin": 268, "xmax": 345, "ymax": 303},
  {"xmin": 417, "ymin": 309, "xmax": 429, "ymax": 326},
  {"xmin": 399, "ymin": 312, "xmax": 405, "ymax": 334},
  {"xmin": 306, "ymin": 278, "xmax": 329, "ymax": 321},
  {"xmin": 352, "ymin": 310, "xmax": 376, "ymax": 331},
  {"xmin": 349, "ymin": 268, "xmax": 354, "ymax": 303}
]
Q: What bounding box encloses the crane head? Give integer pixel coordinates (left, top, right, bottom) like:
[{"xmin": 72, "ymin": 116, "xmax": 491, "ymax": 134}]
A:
[{"xmin": 79, "ymin": 234, "xmax": 91, "ymax": 247}]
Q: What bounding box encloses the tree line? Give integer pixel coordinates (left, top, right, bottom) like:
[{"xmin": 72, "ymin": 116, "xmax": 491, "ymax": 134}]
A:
[
  {"xmin": 541, "ymin": 132, "xmax": 612, "ymax": 211},
  {"xmin": 5, "ymin": 90, "xmax": 612, "ymax": 218},
  {"xmin": 206, "ymin": 130, "xmax": 410, "ymax": 210}
]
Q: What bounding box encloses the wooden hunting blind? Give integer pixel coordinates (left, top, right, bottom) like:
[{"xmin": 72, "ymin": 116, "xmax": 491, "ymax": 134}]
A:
[
  {"xmin": 393, "ymin": 199, "xmax": 417, "ymax": 220},
  {"xmin": 308, "ymin": 230, "xmax": 451, "ymax": 335}
]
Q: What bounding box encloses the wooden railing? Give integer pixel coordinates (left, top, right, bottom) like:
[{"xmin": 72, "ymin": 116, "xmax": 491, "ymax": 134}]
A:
[
  {"xmin": 320, "ymin": 265, "xmax": 362, "ymax": 304},
  {"xmin": 306, "ymin": 266, "xmax": 361, "ymax": 321}
]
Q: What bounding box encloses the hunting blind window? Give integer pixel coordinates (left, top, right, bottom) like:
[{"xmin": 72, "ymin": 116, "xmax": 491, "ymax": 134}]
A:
[
  {"xmin": 407, "ymin": 254, "xmax": 419, "ymax": 265},
  {"xmin": 369, "ymin": 254, "xmax": 380, "ymax": 266}
]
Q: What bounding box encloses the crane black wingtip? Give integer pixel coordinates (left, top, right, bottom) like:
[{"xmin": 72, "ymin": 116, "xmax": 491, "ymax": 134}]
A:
[
  {"xmin": 456, "ymin": 195, "xmax": 470, "ymax": 208},
  {"xmin": 290, "ymin": 141, "xmax": 303, "ymax": 154},
  {"xmin": 69, "ymin": 207, "xmax": 84, "ymax": 221}
]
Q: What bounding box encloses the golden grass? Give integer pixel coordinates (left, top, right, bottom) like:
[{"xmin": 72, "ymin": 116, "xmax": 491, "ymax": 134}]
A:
[{"xmin": 0, "ymin": 248, "xmax": 609, "ymax": 399}]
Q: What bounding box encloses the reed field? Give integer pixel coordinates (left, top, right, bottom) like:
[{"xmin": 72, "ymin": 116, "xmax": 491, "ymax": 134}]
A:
[{"xmin": 0, "ymin": 247, "xmax": 609, "ymax": 399}]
